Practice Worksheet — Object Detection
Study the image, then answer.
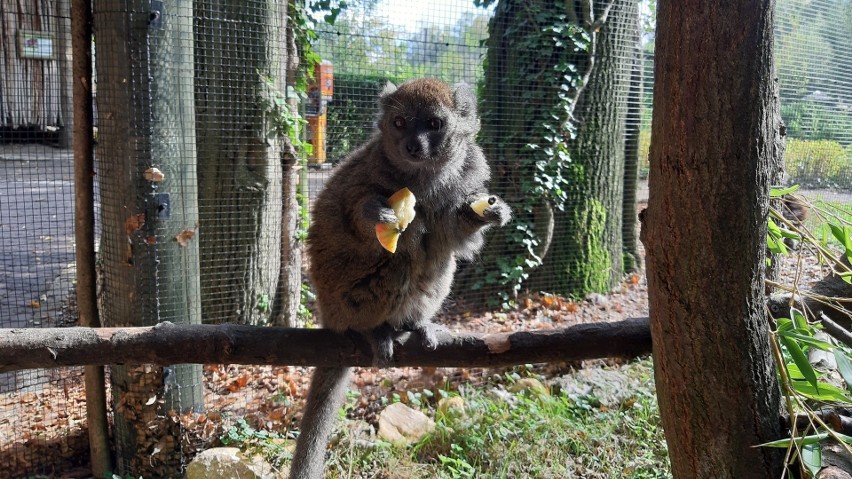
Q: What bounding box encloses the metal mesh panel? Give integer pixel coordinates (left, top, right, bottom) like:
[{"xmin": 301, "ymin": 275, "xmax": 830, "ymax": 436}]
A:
[
  {"xmin": 0, "ymin": 0, "xmax": 91, "ymax": 476},
  {"xmin": 0, "ymin": 0, "xmax": 850, "ymax": 476}
]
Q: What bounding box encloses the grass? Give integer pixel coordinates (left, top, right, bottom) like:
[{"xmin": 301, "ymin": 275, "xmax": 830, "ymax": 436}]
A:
[{"xmin": 320, "ymin": 358, "xmax": 670, "ymax": 479}]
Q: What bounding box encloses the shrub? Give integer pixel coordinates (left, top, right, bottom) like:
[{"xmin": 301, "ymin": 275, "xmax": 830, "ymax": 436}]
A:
[
  {"xmin": 781, "ymin": 100, "xmax": 852, "ymax": 146},
  {"xmin": 784, "ymin": 139, "xmax": 849, "ymax": 188},
  {"xmin": 324, "ymin": 73, "xmax": 406, "ymax": 162}
]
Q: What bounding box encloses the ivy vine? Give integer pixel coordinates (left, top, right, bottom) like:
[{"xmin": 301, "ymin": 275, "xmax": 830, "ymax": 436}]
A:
[{"xmin": 476, "ymin": 7, "xmax": 593, "ymax": 306}]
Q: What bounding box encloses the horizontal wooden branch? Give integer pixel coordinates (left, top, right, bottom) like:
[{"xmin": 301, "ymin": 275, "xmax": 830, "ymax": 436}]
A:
[{"xmin": 0, "ymin": 317, "xmax": 651, "ymax": 372}]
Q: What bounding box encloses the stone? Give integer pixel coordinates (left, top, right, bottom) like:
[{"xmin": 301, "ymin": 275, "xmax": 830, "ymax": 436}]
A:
[
  {"xmin": 509, "ymin": 377, "xmax": 550, "ymax": 396},
  {"xmin": 437, "ymin": 396, "xmax": 466, "ymax": 416},
  {"xmin": 377, "ymin": 402, "xmax": 436, "ymax": 445},
  {"xmin": 185, "ymin": 447, "xmax": 277, "ymax": 479}
]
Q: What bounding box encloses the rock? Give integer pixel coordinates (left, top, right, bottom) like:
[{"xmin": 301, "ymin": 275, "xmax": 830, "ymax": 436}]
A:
[
  {"xmin": 437, "ymin": 396, "xmax": 466, "ymax": 416},
  {"xmin": 485, "ymin": 387, "xmax": 517, "ymax": 405},
  {"xmin": 509, "ymin": 377, "xmax": 550, "ymax": 396},
  {"xmin": 185, "ymin": 447, "xmax": 277, "ymax": 479},
  {"xmin": 551, "ymin": 364, "xmax": 647, "ymax": 407},
  {"xmin": 377, "ymin": 402, "xmax": 435, "ymax": 445}
]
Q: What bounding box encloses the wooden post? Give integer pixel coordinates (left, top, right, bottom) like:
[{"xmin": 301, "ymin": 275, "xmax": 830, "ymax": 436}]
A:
[
  {"xmin": 71, "ymin": 0, "xmax": 112, "ymax": 476},
  {"xmin": 641, "ymin": 0, "xmax": 784, "ymax": 477},
  {"xmin": 92, "ymin": 0, "xmax": 202, "ymax": 473}
]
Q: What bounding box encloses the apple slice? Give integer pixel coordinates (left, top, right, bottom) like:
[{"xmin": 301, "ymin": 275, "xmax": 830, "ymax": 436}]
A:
[
  {"xmin": 388, "ymin": 187, "xmax": 416, "ymax": 230},
  {"xmin": 470, "ymin": 195, "xmax": 497, "ymax": 217},
  {"xmin": 375, "ymin": 187, "xmax": 416, "ymax": 253}
]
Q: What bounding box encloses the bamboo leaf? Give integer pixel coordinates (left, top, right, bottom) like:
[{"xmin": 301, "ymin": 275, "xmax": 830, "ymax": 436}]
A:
[
  {"xmin": 770, "ymin": 185, "xmax": 801, "ymax": 197},
  {"xmin": 780, "ymin": 331, "xmax": 832, "ymax": 351},
  {"xmin": 834, "ymin": 349, "xmax": 852, "ymax": 392},
  {"xmin": 791, "ymin": 381, "xmax": 851, "ymax": 403},
  {"xmin": 755, "ymin": 432, "xmax": 828, "ymax": 448},
  {"xmin": 781, "ymin": 335, "xmax": 819, "ymax": 391},
  {"xmin": 791, "ymin": 308, "xmax": 809, "ymax": 331},
  {"xmin": 802, "ymin": 443, "xmax": 822, "ymax": 478}
]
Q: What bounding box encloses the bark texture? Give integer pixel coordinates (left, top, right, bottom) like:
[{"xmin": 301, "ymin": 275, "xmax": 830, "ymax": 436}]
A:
[
  {"xmin": 538, "ymin": 0, "xmax": 636, "ymax": 294},
  {"xmin": 0, "ymin": 317, "xmax": 651, "ymax": 372},
  {"xmin": 194, "ymin": 0, "xmax": 283, "ymax": 325},
  {"xmin": 641, "ymin": 0, "xmax": 784, "ymax": 477},
  {"xmin": 93, "ymin": 0, "xmax": 203, "ymax": 472}
]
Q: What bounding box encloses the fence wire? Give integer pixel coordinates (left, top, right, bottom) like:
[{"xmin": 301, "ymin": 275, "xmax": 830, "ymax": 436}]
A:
[{"xmin": 0, "ymin": 0, "xmax": 849, "ymax": 477}]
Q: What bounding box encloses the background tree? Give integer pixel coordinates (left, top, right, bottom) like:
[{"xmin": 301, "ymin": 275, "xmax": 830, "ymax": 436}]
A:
[
  {"xmin": 641, "ymin": 0, "xmax": 784, "ymax": 476},
  {"xmin": 460, "ymin": 0, "xmax": 640, "ymax": 303},
  {"xmin": 194, "ymin": 0, "xmax": 285, "ymax": 325}
]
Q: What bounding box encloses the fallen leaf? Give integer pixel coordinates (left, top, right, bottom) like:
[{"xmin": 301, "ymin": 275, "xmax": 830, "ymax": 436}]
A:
[
  {"xmin": 226, "ymin": 375, "xmax": 249, "ymax": 392},
  {"xmin": 124, "ymin": 213, "xmax": 146, "ymax": 236},
  {"xmin": 144, "ymin": 167, "xmax": 165, "ymax": 182},
  {"xmin": 176, "ymin": 229, "xmax": 195, "ymax": 247}
]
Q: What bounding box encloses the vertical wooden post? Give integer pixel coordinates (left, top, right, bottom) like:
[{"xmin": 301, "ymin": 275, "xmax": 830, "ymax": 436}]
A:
[
  {"xmin": 641, "ymin": 0, "xmax": 784, "ymax": 477},
  {"xmin": 93, "ymin": 0, "xmax": 202, "ymax": 472},
  {"xmin": 71, "ymin": 0, "xmax": 113, "ymax": 476}
]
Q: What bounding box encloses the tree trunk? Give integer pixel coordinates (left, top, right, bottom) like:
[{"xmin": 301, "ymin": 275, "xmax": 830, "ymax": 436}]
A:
[
  {"xmin": 270, "ymin": 1, "xmax": 302, "ymax": 327},
  {"xmin": 641, "ymin": 0, "xmax": 784, "ymax": 477},
  {"xmin": 530, "ymin": 0, "xmax": 636, "ymax": 296},
  {"xmin": 194, "ymin": 0, "xmax": 283, "ymax": 325},
  {"xmin": 56, "ymin": 0, "xmax": 73, "ymax": 148},
  {"xmin": 462, "ymin": 0, "xmax": 636, "ymax": 304},
  {"xmin": 621, "ymin": 6, "xmax": 642, "ymax": 273},
  {"xmin": 93, "ymin": 0, "xmax": 203, "ymax": 473}
]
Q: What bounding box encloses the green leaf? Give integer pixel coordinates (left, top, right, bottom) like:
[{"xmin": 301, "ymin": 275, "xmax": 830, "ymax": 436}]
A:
[
  {"xmin": 770, "ymin": 185, "xmax": 801, "ymax": 197},
  {"xmin": 802, "ymin": 442, "xmax": 822, "ymax": 477},
  {"xmin": 781, "ymin": 335, "xmax": 819, "ymax": 391},
  {"xmin": 791, "ymin": 308, "xmax": 810, "ymax": 331},
  {"xmin": 767, "ymin": 233, "xmax": 788, "ymax": 255},
  {"xmin": 755, "ymin": 432, "xmax": 829, "ymax": 448},
  {"xmin": 780, "ymin": 331, "xmax": 832, "ymax": 351},
  {"xmin": 829, "ymin": 223, "xmax": 852, "ymax": 260},
  {"xmin": 834, "ymin": 349, "xmax": 852, "ymax": 392},
  {"xmin": 791, "ymin": 381, "xmax": 851, "ymax": 403}
]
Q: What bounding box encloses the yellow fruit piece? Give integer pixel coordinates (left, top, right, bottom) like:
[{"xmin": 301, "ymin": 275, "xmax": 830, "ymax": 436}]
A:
[
  {"xmin": 388, "ymin": 187, "xmax": 416, "ymax": 231},
  {"xmin": 375, "ymin": 188, "xmax": 417, "ymax": 253},
  {"xmin": 375, "ymin": 223, "xmax": 402, "ymax": 253},
  {"xmin": 470, "ymin": 195, "xmax": 496, "ymax": 217}
]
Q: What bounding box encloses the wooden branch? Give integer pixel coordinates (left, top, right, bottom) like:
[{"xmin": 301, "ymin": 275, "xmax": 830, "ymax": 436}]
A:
[{"xmin": 0, "ymin": 317, "xmax": 651, "ymax": 372}]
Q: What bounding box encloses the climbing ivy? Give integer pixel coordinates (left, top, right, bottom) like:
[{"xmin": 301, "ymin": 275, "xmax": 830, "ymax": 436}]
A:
[{"xmin": 470, "ymin": 5, "xmax": 593, "ymax": 306}]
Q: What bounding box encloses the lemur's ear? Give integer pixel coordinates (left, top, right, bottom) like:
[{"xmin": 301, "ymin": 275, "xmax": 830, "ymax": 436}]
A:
[
  {"xmin": 379, "ymin": 81, "xmax": 398, "ymax": 100},
  {"xmin": 452, "ymin": 82, "xmax": 477, "ymax": 118}
]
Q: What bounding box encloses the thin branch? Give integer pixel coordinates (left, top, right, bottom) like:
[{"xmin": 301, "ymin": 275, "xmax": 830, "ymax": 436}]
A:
[{"xmin": 0, "ymin": 317, "xmax": 652, "ymax": 372}]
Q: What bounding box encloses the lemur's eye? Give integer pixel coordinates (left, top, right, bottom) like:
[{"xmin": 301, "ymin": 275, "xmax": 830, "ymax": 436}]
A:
[
  {"xmin": 393, "ymin": 116, "xmax": 406, "ymax": 129},
  {"xmin": 428, "ymin": 117, "xmax": 443, "ymax": 131}
]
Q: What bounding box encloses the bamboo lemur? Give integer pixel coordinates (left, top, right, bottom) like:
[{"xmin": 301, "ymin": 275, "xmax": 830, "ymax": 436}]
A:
[{"xmin": 290, "ymin": 78, "xmax": 511, "ymax": 479}]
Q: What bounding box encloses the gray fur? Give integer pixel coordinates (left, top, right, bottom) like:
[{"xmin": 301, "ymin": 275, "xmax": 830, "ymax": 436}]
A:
[{"xmin": 289, "ymin": 78, "xmax": 510, "ymax": 479}]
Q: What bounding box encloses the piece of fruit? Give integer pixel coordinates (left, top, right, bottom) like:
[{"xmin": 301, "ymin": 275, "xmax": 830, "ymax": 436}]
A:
[
  {"xmin": 388, "ymin": 187, "xmax": 416, "ymax": 230},
  {"xmin": 375, "ymin": 187, "xmax": 417, "ymax": 253},
  {"xmin": 375, "ymin": 223, "xmax": 402, "ymax": 253},
  {"xmin": 470, "ymin": 195, "xmax": 497, "ymax": 217}
]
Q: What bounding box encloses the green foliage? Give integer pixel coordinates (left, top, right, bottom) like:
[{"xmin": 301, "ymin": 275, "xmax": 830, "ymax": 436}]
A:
[
  {"xmin": 220, "ymin": 418, "xmax": 291, "ymax": 471},
  {"xmin": 471, "ymin": 7, "xmax": 592, "ymax": 301},
  {"xmin": 766, "ymin": 193, "xmax": 852, "ymax": 475},
  {"xmin": 782, "ymin": 101, "xmax": 852, "ymax": 146},
  {"xmin": 318, "ymin": 360, "xmax": 669, "ymax": 478},
  {"xmin": 324, "ymin": 73, "xmax": 406, "ymax": 161},
  {"xmin": 784, "ymin": 139, "xmax": 849, "ymax": 188},
  {"xmin": 638, "ymin": 129, "xmax": 651, "ymax": 178}
]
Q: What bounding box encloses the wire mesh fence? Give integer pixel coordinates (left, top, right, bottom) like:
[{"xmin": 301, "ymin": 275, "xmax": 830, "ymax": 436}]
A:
[{"xmin": 0, "ymin": 0, "xmax": 849, "ymax": 476}]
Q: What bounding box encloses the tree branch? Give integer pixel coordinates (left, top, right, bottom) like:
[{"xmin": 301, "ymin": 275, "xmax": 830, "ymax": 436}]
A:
[{"xmin": 0, "ymin": 317, "xmax": 652, "ymax": 372}]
